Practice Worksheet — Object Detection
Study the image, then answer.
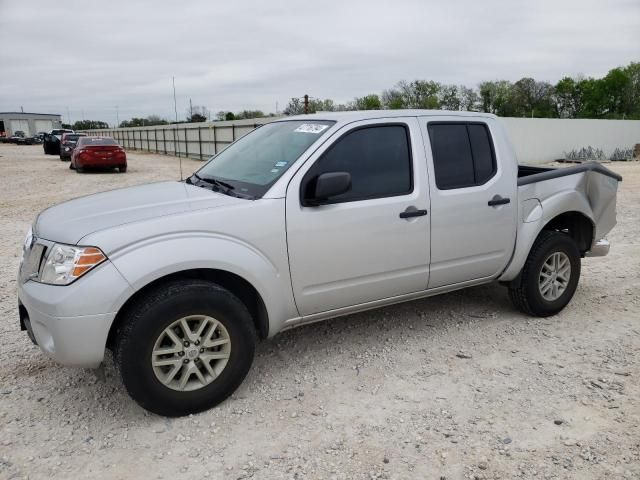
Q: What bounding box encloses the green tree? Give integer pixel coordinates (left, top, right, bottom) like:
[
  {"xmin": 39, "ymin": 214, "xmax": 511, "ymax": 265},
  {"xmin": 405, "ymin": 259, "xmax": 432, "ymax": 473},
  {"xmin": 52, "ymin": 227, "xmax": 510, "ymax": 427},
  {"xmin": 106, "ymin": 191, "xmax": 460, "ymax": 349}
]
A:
[
  {"xmin": 479, "ymin": 80, "xmax": 514, "ymax": 116},
  {"xmin": 439, "ymin": 85, "xmax": 460, "ymax": 110},
  {"xmin": 73, "ymin": 120, "xmax": 109, "ymax": 130},
  {"xmin": 308, "ymin": 98, "xmax": 336, "ymax": 112},
  {"xmin": 283, "ymin": 98, "xmax": 305, "ymax": 115},
  {"xmin": 186, "ymin": 105, "xmax": 210, "ymax": 122},
  {"xmin": 353, "ymin": 94, "xmax": 382, "ymax": 110},
  {"xmin": 119, "ymin": 116, "xmax": 168, "ymax": 127},
  {"xmin": 234, "ymin": 110, "xmax": 265, "ymax": 120},
  {"xmin": 397, "ymin": 80, "xmax": 441, "ymax": 109},
  {"xmin": 381, "ymin": 88, "xmax": 405, "ymax": 109},
  {"xmin": 511, "ymin": 77, "xmax": 555, "ymax": 117},
  {"xmin": 622, "ymin": 62, "xmax": 640, "ymax": 118},
  {"xmin": 554, "ymin": 77, "xmax": 583, "ymax": 118},
  {"xmin": 458, "ymin": 86, "xmax": 480, "ymax": 111}
]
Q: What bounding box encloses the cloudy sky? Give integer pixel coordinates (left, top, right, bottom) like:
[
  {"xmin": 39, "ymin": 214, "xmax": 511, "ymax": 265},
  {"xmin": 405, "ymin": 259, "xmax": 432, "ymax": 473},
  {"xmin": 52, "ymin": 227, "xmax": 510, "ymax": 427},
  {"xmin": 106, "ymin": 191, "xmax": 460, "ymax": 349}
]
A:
[{"xmin": 1, "ymin": 0, "xmax": 638, "ymax": 125}]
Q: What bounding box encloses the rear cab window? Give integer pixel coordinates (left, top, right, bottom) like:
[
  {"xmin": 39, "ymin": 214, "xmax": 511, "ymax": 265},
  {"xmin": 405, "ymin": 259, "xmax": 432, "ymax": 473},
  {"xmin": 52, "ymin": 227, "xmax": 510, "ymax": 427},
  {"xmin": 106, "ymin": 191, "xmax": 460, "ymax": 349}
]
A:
[{"xmin": 427, "ymin": 122, "xmax": 496, "ymax": 190}]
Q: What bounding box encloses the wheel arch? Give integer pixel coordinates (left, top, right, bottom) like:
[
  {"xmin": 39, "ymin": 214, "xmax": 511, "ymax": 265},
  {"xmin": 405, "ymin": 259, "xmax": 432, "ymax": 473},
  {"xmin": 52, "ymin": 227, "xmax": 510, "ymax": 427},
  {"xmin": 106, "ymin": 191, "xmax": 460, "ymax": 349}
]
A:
[
  {"xmin": 540, "ymin": 210, "xmax": 594, "ymax": 255},
  {"xmin": 106, "ymin": 268, "xmax": 269, "ymax": 350},
  {"xmin": 500, "ymin": 207, "xmax": 594, "ymax": 282}
]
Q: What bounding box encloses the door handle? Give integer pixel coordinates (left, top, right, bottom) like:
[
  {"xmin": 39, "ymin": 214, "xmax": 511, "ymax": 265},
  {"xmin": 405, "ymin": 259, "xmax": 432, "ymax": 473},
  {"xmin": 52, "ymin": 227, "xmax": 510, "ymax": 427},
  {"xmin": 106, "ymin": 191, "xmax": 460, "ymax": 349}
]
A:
[
  {"xmin": 399, "ymin": 207, "xmax": 428, "ymax": 219},
  {"xmin": 488, "ymin": 195, "xmax": 511, "ymax": 207}
]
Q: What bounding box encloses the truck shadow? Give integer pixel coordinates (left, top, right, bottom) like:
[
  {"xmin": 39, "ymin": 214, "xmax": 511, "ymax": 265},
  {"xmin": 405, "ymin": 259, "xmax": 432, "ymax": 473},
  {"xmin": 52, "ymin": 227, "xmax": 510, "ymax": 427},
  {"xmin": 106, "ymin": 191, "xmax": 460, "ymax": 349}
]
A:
[{"xmin": 10, "ymin": 282, "xmax": 518, "ymax": 421}]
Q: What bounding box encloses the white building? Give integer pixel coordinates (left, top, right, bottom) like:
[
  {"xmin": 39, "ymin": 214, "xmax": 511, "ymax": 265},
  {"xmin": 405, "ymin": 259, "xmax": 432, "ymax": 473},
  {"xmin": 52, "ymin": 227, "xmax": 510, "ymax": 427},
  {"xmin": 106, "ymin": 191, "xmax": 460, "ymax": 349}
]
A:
[{"xmin": 0, "ymin": 112, "xmax": 62, "ymax": 136}]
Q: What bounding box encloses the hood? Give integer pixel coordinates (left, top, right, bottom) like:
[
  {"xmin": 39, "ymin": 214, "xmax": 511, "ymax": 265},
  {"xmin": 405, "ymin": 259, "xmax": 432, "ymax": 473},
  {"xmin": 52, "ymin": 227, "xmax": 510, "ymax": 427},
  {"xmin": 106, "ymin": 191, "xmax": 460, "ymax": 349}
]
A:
[{"xmin": 35, "ymin": 181, "xmax": 243, "ymax": 245}]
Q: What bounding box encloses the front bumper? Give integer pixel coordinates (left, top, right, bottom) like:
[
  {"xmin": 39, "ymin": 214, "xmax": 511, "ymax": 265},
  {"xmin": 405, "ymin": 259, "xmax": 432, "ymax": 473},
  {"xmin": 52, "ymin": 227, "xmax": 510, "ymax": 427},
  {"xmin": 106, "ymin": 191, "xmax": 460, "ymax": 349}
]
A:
[
  {"xmin": 586, "ymin": 238, "xmax": 610, "ymax": 257},
  {"xmin": 18, "ymin": 301, "xmax": 115, "ymax": 368},
  {"xmin": 17, "ymin": 260, "xmax": 134, "ymax": 368}
]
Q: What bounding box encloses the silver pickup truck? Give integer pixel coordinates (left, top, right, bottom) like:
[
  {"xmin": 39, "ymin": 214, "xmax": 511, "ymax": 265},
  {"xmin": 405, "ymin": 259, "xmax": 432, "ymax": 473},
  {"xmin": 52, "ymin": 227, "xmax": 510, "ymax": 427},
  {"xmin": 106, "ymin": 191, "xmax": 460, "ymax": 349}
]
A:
[{"xmin": 18, "ymin": 110, "xmax": 622, "ymax": 416}]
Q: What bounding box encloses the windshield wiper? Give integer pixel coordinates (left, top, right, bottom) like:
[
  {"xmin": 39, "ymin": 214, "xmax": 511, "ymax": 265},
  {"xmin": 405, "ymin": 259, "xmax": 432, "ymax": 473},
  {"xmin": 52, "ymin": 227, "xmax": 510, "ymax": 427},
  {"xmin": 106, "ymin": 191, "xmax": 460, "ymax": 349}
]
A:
[
  {"xmin": 187, "ymin": 173, "xmax": 249, "ymax": 198},
  {"xmin": 208, "ymin": 177, "xmax": 235, "ymax": 191}
]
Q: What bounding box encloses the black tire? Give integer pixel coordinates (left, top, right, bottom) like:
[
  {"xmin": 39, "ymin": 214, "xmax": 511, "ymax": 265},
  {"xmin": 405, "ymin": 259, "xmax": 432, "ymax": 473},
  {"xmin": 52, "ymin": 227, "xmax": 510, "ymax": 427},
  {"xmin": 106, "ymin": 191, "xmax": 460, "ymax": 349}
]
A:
[
  {"xmin": 508, "ymin": 231, "xmax": 581, "ymax": 317},
  {"xmin": 114, "ymin": 280, "xmax": 256, "ymax": 416},
  {"xmin": 118, "ymin": 165, "xmax": 127, "ymax": 173},
  {"xmin": 75, "ymin": 166, "xmax": 83, "ymax": 173}
]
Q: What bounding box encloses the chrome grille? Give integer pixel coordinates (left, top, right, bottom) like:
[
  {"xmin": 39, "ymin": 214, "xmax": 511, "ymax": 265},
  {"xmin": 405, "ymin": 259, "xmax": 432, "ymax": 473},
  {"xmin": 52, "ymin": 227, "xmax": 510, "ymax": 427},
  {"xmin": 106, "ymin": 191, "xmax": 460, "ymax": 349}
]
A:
[{"xmin": 20, "ymin": 242, "xmax": 46, "ymax": 283}]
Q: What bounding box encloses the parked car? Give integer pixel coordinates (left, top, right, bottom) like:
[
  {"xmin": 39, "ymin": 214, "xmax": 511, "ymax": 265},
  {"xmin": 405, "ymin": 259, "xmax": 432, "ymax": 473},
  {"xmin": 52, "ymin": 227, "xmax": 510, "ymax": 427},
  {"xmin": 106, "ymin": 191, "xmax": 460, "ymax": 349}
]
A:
[
  {"xmin": 70, "ymin": 136, "xmax": 127, "ymax": 172},
  {"xmin": 59, "ymin": 132, "xmax": 87, "ymax": 160},
  {"xmin": 17, "ymin": 111, "xmax": 621, "ymax": 416},
  {"xmin": 9, "ymin": 130, "xmax": 26, "ymax": 143},
  {"xmin": 43, "ymin": 129, "xmax": 74, "ymax": 155},
  {"xmin": 17, "ymin": 133, "xmax": 44, "ymax": 145}
]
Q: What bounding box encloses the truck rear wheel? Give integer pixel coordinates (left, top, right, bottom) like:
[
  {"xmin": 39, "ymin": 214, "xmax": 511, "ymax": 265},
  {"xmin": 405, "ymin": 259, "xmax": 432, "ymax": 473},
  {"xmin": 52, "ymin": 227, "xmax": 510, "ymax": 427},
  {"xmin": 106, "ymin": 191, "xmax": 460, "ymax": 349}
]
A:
[
  {"xmin": 508, "ymin": 231, "xmax": 581, "ymax": 317},
  {"xmin": 114, "ymin": 280, "xmax": 256, "ymax": 416}
]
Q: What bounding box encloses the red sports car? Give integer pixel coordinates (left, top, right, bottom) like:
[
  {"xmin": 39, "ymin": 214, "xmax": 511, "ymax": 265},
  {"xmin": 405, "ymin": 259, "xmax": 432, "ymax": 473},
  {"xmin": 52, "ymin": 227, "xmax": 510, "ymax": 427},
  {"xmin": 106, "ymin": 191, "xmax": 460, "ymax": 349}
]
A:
[{"xmin": 70, "ymin": 136, "xmax": 127, "ymax": 173}]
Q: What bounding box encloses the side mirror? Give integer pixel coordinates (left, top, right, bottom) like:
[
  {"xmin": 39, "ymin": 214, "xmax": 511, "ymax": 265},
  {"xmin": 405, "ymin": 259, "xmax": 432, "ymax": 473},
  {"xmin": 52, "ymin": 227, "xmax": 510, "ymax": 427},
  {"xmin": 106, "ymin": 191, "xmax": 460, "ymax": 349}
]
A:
[{"xmin": 309, "ymin": 171, "xmax": 351, "ymax": 205}]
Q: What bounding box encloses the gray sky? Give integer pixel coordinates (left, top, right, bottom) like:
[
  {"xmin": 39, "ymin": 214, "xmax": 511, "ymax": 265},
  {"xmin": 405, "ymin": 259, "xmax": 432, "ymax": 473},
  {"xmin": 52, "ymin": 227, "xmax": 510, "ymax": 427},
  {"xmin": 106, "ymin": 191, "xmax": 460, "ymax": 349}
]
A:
[{"xmin": 1, "ymin": 0, "xmax": 638, "ymax": 125}]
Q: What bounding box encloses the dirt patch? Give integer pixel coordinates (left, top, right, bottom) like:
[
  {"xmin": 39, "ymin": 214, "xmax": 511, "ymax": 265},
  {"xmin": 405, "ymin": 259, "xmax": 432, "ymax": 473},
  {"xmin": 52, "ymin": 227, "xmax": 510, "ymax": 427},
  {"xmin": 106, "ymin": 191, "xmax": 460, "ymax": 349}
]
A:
[{"xmin": 1, "ymin": 144, "xmax": 639, "ymax": 479}]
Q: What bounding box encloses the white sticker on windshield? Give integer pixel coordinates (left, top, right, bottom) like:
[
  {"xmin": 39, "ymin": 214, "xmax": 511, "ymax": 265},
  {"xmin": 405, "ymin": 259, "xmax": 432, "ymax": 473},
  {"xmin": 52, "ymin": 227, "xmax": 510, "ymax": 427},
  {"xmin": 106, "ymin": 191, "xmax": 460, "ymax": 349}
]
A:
[
  {"xmin": 294, "ymin": 124, "xmax": 329, "ymax": 134},
  {"xmin": 274, "ymin": 161, "xmax": 287, "ymax": 167}
]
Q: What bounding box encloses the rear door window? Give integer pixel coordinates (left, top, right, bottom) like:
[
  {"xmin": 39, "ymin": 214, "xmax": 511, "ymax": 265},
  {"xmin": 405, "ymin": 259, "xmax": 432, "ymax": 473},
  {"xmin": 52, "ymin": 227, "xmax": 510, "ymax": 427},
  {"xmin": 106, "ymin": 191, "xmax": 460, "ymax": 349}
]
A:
[{"xmin": 428, "ymin": 122, "xmax": 496, "ymax": 190}]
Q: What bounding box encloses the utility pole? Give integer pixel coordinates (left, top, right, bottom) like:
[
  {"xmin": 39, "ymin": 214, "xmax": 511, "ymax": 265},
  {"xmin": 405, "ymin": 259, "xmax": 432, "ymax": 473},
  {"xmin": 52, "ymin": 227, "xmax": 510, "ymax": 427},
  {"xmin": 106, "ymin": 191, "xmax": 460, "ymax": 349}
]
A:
[
  {"xmin": 20, "ymin": 105, "xmax": 24, "ymax": 113},
  {"xmin": 189, "ymin": 98, "xmax": 193, "ymax": 121},
  {"xmin": 303, "ymin": 94, "xmax": 309, "ymax": 114},
  {"xmin": 172, "ymin": 77, "xmax": 178, "ymax": 124},
  {"xmin": 115, "ymin": 105, "xmax": 119, "ymax": 128}
]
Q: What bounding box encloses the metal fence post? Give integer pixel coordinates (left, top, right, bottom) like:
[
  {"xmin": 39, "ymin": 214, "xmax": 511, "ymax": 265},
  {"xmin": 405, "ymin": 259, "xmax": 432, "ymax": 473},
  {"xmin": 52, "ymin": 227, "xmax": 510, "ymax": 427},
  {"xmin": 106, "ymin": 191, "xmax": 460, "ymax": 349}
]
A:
[
  {"xmin": 232, "ymin": 124, "xmax": 235, "ymax": 142},
  {"xmin": 173, "ymin": 127, "xmax": 178, "ymax": 157},
  {"xmin": 198, "ymin": 127, "xmax": 202, "ymax": 160},
  {"xmin": 213, "ymin": 124, "xmax": 217, "ymax": 154},
  {"xmin": 163, "ymin": 129, "xmax": 166, "ymax": 154},
  {"xmin": 184, "ymin": 128, "xmax": 188, "ymax": 159},
  {"xmin": 154, "ymin": 129, "xmax": 158, "ymax": 153}
]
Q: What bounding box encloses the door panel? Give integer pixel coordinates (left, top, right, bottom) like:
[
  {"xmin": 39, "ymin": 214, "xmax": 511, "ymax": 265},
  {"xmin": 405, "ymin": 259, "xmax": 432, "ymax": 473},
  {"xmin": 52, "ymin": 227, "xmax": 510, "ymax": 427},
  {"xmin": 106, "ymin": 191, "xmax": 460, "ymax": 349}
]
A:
[
  {"xmin": 286, "ymin": 118, "xmax": 430, "ymax": 316},
  {"xmin": 421, "ymin": 118, "xmax": 517, "ymax": 288}
]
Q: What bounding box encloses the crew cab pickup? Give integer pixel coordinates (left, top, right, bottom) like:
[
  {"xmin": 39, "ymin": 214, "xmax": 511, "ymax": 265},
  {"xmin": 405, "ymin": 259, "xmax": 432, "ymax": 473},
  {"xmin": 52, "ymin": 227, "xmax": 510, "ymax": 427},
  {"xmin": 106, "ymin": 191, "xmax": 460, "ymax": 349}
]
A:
[{"xmin": 17, "ymin": 111, "xmax": 621, "ymax": 416}]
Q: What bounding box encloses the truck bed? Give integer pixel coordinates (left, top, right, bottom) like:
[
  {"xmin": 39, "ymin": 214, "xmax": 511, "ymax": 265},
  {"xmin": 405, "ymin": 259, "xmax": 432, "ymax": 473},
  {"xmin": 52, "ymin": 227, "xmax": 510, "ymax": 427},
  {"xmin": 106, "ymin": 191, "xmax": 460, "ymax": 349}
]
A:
[
  {"xmin": 517, "ymin": 161, "xmax": 622, "ymax": 186},
  {"xmin": 517, "ymin": 161, "xmax": 622, "ymax": 245}
]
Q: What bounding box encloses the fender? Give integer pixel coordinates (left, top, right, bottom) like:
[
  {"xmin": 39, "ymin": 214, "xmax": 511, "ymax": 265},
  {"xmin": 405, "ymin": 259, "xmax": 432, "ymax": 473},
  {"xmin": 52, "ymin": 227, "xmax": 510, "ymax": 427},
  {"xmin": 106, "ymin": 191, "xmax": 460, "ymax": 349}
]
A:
[
  {"xmin": 105, "ymin": 232, "xmax": 298, "ymax": 336},
  {"xmin": 499, "ymin": 189, "xmax": 594, "ymax": 282}
]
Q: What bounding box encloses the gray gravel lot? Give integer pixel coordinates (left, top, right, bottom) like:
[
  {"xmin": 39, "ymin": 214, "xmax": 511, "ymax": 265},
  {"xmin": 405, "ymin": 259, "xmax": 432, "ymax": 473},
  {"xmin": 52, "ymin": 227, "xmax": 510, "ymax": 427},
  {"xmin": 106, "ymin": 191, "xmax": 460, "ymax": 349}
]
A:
[{"xmin": 1, "ymin": 144, "xmax": 639, "ymax": 480}]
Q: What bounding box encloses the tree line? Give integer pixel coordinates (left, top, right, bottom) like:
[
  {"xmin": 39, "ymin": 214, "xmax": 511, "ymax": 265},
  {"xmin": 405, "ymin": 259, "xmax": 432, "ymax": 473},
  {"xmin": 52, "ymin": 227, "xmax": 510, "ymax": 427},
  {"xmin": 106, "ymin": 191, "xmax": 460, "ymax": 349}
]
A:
[
  {"xmin": 284, "ymin": 61, "xmax": 639, "ymax": 119},
  {"xmin": 73, "ymin": 61, "xmax": 639, "ymax": 129}
]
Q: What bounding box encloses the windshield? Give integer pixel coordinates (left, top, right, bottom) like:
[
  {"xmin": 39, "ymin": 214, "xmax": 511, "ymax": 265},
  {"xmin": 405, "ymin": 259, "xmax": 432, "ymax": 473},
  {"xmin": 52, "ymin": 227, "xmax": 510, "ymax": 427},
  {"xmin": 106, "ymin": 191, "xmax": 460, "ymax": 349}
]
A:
[{"xmin": 194, "ymin": 120, "xmax": 335, "ymax": 198}]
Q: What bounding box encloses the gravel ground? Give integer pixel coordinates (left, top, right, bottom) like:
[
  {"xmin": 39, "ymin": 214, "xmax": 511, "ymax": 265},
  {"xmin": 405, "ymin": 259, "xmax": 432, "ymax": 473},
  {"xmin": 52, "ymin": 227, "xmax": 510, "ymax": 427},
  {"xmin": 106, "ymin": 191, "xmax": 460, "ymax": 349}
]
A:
[{"xmin": 1, "ymin": 144, "xmax": 639, "ymax": 480}]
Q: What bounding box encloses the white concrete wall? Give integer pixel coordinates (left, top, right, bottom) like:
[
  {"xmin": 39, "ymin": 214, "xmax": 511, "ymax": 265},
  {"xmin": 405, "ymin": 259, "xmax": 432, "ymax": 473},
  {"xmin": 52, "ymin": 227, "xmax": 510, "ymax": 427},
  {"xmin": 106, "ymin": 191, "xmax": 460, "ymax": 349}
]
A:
[
  {"xmin": 89, "ymin": 116, "xmax": 640, "ymax": 165},
  {"xmin": 501, "ymin": 117, "xmax": 640, "ymax": 164}
]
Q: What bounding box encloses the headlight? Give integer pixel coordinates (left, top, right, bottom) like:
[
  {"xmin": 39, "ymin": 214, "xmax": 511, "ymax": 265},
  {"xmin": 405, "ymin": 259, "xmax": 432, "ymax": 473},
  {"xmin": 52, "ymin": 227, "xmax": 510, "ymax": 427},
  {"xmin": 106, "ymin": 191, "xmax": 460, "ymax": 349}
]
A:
[{"xmin": 39, "ymin": 244, "xmax": 107, "ymax": 285}]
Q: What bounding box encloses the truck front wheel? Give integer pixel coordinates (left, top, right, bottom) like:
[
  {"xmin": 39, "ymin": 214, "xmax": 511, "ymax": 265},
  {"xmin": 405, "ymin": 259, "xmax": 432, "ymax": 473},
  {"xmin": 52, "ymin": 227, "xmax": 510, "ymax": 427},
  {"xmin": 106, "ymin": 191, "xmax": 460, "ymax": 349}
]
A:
[
  {"xmin": 508, "ymin": 231, "xmax": 581, "ymax": 317},
  {"xmin": 114, "ymin": 280, "xmax": 256, "ymax": 416}
]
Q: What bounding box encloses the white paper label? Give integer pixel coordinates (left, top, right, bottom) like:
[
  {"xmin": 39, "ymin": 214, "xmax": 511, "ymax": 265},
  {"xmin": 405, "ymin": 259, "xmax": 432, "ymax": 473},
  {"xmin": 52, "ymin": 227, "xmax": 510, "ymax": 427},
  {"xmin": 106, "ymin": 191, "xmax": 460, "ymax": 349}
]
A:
[{"xmin": 294, "ymin": 124, "xmax": 329, "ymax": 134}]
